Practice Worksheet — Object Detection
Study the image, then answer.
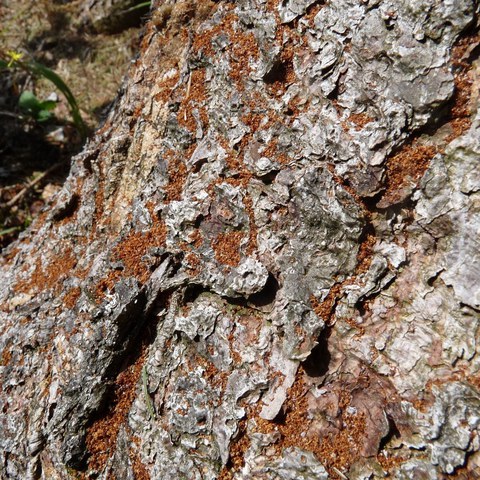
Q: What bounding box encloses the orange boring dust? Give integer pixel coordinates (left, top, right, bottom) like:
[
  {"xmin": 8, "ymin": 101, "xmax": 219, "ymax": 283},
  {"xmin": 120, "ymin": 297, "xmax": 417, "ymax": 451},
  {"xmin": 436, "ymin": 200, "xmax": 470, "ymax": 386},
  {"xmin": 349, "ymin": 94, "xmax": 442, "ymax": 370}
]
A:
[
  {"xmin": 310, "ymin": 284, "xmax": 345, "ymax": 326},
  {"xmin": 85, "ymin": 349, "xmax": 147, "ymax": 475},
  {"xmin": 380, "ymin": 30, "xmax": 477, "ymax": 207},
  {"xmin": 380, "ymin": 143, "xmax": 438, "ymax": 206},
  {"xmin": 220, "ymin": 375, "xmax": 368, "ymax": 480},
  {"xmin": 15, "ymin": 246, "xmax": 77, "ymax": 295},
  {"xmin": 113, "ymin": 219, "xmax": 166, "ymax": 284},
  {"xmin": 242, "ymin": 194, "xmax": 258, "ymax": 255},
  {"xmin": 95, "ymin": 203, "xmax": 166, "ymax": 300},
  {"xmin": 165, "ymin": 149, "xmax": 189, "ymax": 203},
  {"xmin": 212, "ymin": 231, "xmax": 245, "ymax": 267},
  {"xmin": 129, "ymin": 445, "xmax": 150, "ymax": 480},
  {"xmin": 63, "ymin": 286, "xmax": 82, "ymax": 309},
  {"xmin": 346, "ymin": 112, "xmax": 375, "ymax": 131}
]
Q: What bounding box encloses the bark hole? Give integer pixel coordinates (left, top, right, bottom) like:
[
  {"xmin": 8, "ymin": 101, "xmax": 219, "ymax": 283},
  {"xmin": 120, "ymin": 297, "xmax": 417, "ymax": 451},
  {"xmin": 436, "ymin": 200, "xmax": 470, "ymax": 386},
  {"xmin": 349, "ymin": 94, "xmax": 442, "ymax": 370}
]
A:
[
  {"xmin": 302, "ymin": 327, "xmax": 332, "ymax": 378},
  {"xmin": 361, "ymin": 191, "xmax": 383, "ymax": 212},
  {"xmin": 52, "ymin": 193, "xmax": 80, "ymax": 222},
  {"xmin": 248, "ymin": 273, "xmax": 279, "ymax": 307},
  {"xmin": 378, "ymin": 414, "xmax": 401, "ymax": 452},
  {"xmin": 183, "ymin": 284, "xmax": 206, "ymax": 305},
  {"xmin": 326, "ymin": 71, "xmax": 347, "ymax": 100},
  {"xmin": 272, "ymin": 405, "xmax": 287, "ymax": 425},
  {"xmin": 258, "ymin": 170, "xmax": 279, "ymax": 184},
  {"xmin": 192, "ymin": 158, "xmax": 208, "ymax": 173},
  {"xmin": 194, "ymin": 214, "xmax": 204, "ymax": 229},
  {"xmin": 263, "ymin": 59, "xmax": 291, "ymax": 84}
]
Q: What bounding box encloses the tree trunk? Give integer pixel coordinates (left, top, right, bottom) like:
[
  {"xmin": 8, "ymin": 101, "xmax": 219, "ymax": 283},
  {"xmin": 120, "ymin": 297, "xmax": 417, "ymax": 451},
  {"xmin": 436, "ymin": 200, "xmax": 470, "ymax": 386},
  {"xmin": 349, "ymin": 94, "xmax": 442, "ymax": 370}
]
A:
[
  {"xmin": 1, "ymin": 1, "xmax": 480, "ymax": 478},
  {"xmin": 80, "ymin": 0, "xmax": 151, "ymax": 33}
]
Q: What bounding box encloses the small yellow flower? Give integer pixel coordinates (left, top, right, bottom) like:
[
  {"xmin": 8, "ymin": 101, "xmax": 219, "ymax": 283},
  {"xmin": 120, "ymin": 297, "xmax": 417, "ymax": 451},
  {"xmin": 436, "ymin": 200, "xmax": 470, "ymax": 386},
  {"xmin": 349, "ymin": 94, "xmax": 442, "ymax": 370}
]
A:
[{"xmin": 6, "ymin": 50, "xmax": 23, "ymax": 67}]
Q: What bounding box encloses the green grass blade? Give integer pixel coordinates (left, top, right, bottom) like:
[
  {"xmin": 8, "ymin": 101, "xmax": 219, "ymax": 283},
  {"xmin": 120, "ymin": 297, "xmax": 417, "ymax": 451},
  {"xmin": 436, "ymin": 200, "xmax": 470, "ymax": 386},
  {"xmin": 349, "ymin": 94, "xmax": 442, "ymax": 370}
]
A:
[
  {"xmin": 0, "ymin": 226, "xmax": 21, "ymax": 236},
  {"xmin": 123, "ymin": 1, "xmax": 151, "ymax": 13}
]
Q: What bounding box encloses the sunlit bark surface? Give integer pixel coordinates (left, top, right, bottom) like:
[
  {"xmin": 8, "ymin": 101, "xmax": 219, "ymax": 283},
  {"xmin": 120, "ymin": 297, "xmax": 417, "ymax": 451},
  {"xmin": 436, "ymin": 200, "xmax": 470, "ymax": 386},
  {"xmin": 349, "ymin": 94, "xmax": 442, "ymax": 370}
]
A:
[{"xmin": 1, "ymin": 1, "xmax": 480, "ymax": 478}]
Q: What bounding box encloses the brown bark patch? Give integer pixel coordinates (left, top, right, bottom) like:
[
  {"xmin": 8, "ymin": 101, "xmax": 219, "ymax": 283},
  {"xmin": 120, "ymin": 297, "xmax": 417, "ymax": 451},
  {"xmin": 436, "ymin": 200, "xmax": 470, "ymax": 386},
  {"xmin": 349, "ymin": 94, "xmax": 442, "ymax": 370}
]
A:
[
  {"xmin": 185, "ymin": 252, "xmax": 201, "ymax": 276},
  {"xmin": 265, "ymin": 0, "xmax": 282, "ymax": 19},
  {"xmin": 188, "ymin": 228, "xmax": 203, "ymax": 247},
  {"xmin": 1, "ymin": 345, "xmax": 12, "ymax": 366},
  {"xmin": 447, "ymin": 463, "xmax": 480, "ymax": 480},
  {"xmin": 1, "ymin": 246, "xmax": 20, "ymax": 268},
  {"xmin": 94, "ymin": 178, "xmax": 105, "ymax": 226}
]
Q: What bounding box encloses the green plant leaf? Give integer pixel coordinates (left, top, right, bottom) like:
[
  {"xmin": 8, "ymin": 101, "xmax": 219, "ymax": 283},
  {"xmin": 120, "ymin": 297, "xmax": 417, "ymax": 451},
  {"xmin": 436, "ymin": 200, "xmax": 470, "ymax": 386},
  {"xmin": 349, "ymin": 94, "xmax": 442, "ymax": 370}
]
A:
[
  {"xmin": 38, "ymin": 99, "xmax": 57, "ymax": 111},
  {"xmin": 18, "ymin": 91, "xmax": 55, "ymax": 122},
  {"xmin": 0, "ymin": 54, "xmax": 86, "ymax": 138},
  {"xmin": 36, "ymin": 109, "xmax": 53, "ymax": 122},
  {"xmin": 27, "ymin": 60, "xmax": 86, "ymax": 138},
  {"xmin": 18, "ymin": 90, "xmax": 42, "ymax": 111}
]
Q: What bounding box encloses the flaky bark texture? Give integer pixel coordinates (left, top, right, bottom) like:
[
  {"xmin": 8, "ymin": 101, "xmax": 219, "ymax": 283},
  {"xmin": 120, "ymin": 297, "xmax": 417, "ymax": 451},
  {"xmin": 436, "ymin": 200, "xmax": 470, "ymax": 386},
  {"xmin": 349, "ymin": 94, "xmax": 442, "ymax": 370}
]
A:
[{"xmin": 1, "ymin": 1, "xmax": 480, "ymax": 478}]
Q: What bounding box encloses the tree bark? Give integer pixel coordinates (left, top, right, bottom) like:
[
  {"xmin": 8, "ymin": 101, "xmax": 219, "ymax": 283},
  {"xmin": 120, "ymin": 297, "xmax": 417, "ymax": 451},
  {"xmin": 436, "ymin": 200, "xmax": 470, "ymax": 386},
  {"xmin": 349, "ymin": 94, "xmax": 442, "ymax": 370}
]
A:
[
  {"xmin": 1, "ymin": 1, "xmax": 480, "ymax": 479},
  {"xmin": 80, "ymin": 0, "xmax": 151, "ymax": 33}
]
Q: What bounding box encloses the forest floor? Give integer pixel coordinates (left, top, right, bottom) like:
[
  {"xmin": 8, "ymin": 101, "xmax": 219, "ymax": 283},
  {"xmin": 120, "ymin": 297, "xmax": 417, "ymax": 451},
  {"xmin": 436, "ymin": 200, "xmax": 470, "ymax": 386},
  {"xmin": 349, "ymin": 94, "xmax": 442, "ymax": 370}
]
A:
[{"xmin": 0, "ymin": 0, "xmax": 146, "ymax": 249}]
